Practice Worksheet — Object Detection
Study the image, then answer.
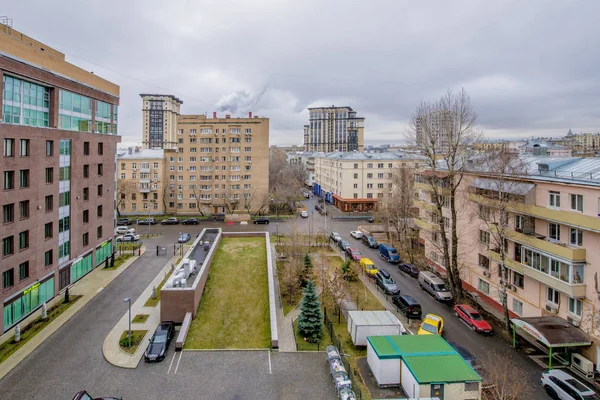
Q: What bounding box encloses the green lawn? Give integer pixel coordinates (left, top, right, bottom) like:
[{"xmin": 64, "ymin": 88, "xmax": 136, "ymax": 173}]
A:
[
  {"xmin": 132, "ymin": 314, "xmax": 149, "ymax": 323},
  {"xmin": 119, "ymin": 330, "xmax": 148, "ymax": 354},
  {"xmin": 144, "ymin": 270, "xmax": 173, "ymax": 307},
  {"xmin": 293, "ymin": 319, "xmax": 332, "ymax": 351},
  {"xmin": 0, "ymin": 296, "xmax": 81, "ymax": 364},
  {"xmin": 325, "ymin": 256, "xmax": 384, "ymax": 311},
  {"xmin": 185, "ymin": 237, "xmax": 270, "ymax": 349}
]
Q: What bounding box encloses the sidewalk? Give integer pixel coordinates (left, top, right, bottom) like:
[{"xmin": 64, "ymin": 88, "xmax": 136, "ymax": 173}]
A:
[
  {"xmin": 0, "ymin": 247, "xmax": 147, "ymax": 381},
  {"xmin": 102, "ymin": 255, "xmax": 178, "ymax": 368}
]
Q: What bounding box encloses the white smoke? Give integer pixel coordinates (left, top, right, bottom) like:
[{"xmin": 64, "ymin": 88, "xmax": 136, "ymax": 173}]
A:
[{"xmin": 216, "ymin": 87, "xmax": 268, "ymax": 114}]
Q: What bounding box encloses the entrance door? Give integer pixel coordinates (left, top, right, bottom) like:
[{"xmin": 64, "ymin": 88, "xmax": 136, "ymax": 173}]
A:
[
  {"xmin": 430, "ymin": 383, "xmax": 444, "ymax": 399},
  {"xmin": 59, "ymin": 268, "xmax": 70, "ymax": 291}
]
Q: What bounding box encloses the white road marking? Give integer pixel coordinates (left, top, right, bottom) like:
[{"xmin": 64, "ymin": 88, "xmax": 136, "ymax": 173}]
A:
[
  {"xmin": 268, "ymin": 350, "xmax": 272, "ymax": 374},
  {"xmin": 167, "ymin": 352, "xmax": 177, "ymax": 374},
  {"xmin": 174, "ymin": 351, "xmax": 183, "ymax": 375}
]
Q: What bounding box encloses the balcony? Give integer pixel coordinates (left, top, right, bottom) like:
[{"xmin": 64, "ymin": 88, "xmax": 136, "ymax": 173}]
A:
[
  {"xmin": 488, "ymin": 250, "xmax": 586, "ymax": 298},
  {"xmin": 139, "ymin": 178, "xmax": 151, "ymax": 184},
  {"xmin": 414, "ymin": 217, "xmax": 438, "ymax": 232},
  {"xmin": 413, "ymin": 199, "xmax": 437, "ymax": 212},
  {"xmin": 139, "ymin": 186, "xmax": 150, "ymax": 193},
  {"xmin": 140, "ymin": 167, "xmax": 151, "ymax": 173}
]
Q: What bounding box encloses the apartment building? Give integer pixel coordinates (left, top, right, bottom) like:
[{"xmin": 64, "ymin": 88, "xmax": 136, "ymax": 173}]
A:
[
  {"xmin": 116, "ymin": 148, "xmax": 166, "ymax": 215},
  {"xmin": 287, "ymin": 152, "xmax": 317, "ymax": 188},
  {"xmin": 313, "ymin": 152, "xmax": 421, "ymax": 212},
  {"xmin": 413, "ymin": 155, "xmax": 600, "ymax": 362},
  {"xmin": 0, "ymin": 26, "xmax": 120, "ymax": 333},
  {"xmin": 140, "ymin": 94, "xmax": 183, "ymax": 150},
  {"xmin": 303, "ymin": 106, "xmax": 365, "ymax": 152}
]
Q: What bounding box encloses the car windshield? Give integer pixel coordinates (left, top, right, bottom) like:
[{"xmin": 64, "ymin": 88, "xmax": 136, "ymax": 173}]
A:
[
  {"xmin": 421, "ymin": 323, "xmax": 438, "ymax": 334},
  {"xmin": 470, "ymin": 312, "xmax": 483, "ymax": 320},
  {"xmin": 152, "ymin": 333, "xmax": 167, "ymax": 344},
  {"xmin": 352, "ymin": 251, "xmax": 361, "ymax": 256},
  {"xmin": 582, "ymin": 394, "xmax": 600, "ymax": 400},
  {"xmin": 433, "ymin": 284, "xmax": 449, "ymax": 292},
  {"xmin": 383, "ymin": 277, "xmax": 395, "ymax": 285},
  {"xmin": 566, "ymin": 378, "xmax": 594, "ymax": 393}
]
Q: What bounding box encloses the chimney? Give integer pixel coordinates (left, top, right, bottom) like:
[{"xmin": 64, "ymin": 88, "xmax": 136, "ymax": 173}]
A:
[
  {"xmin": 135, "ymin": 146, "xmax": 140, "ymax": 153},
  {"xmin": 225, "ymin": 114, "xmax": 231, "ymax": 119},
  {"xmin": 213, "ymin": 111, "xmax": 217, "ymax": 119},
  {"xmin": 249, "ymin": 111, "xmax": 252, "ymax": 118},
  {"xmin": 128, "ymin": 147, "xmax": 132, "ymax": 154}
]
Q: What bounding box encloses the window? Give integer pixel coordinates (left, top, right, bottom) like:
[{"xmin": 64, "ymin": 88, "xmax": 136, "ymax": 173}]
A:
[
  {"xmin": 378, "ymin": 173, "xmax": 384, "ymax": 179},
  {"xmin": 83, "ymin": 165, "xmax": 89, "ymax": 178},
  {"xmin": 512, "ymin": 299, "xmax": 523, "ymax": 316},
  {"xmin": 515, "ymin": 214, "xmax": 524, "ymax": 231},
  {"xmin": 570, "ymin": 228, "xmax": 583, "ymax": 247},
  {"xmin": 4, "ymin": 170, "xmax": 14, "ymax": 189},
  {"xmin": 3, "ymin": 203, "xmax": 14, "ymax": 223},
  {"xmin": 97, "ymin": 184, "xmax": 103, "ymax": 196},
  {"xmin": 83, "ymin": 187, "xmax": 89, "ymax": 201},
  {"xmin": 478, "ymin": 279, "xmax": 490, "ymax": 295},
  {"xmin": 547, "ymin": 287, "xmax": 560, "ymax": 304},
  {"xmin": 2, "ymin": 236, "xmax": 14, "ymax": 256},
  {"xmin": 568, "ymin": 297, "xmax": 583, "ymax": 317},
  {"xmin": 367, "ymin": 193, "xmax": 373, "ymax": 199},
  {"xmin": 45, "ymin": 195, "xmax": 53, "ymax": 211},
  {"xmin": 98, "ymin": 142, "xmax": 103, "ymax": 155},
  {"xmin": 83, "ymin": 210, "xmax": 89, "ymax": 223},
  {"xmin": 97, "ymin": 205, "xmax": 103, "ymax": 217},
  {"xmin": 45, "ymin": 222, "xmax": 53, "ymax": 238},
  {"xmin": 19, "ymin": 200, "xmax": 29, "ymax": 219},
  {"xmin": 367, "ymin": 173, "xmax": 373, "ymax": 179},
  {"xmin": 512, "ymin": 272, "xmax": 524, "ymax": 289},
  {"xmin": 19, "ymin": 139, "xmax": 29, "ymax": 156},
  {"xmin": 18, "ymin": 231, "xmax": 29, "ymax": 249},
  {"xmin": 2, "ymin": 269, "xmax": 14, "ymax": 288},
  {"xmin": 549, "ymin": 191, "xmax": 560, "ymax": 208},
  {"xmin": 97, "ymin": 226, "xmax": 102, "ymax": 238},
  {"xmin": 479, "ymin": 230, "xmax": 490, "ymax": 244},
  {"xmin": 478, "ymin": 204, "xmax": 490, "ymax": 219},
  {"xmin": 83, "ymin": 232, "xmax": 89, "ymax": 246},
  {"xmin": 548, "ymin": 223, "xmax": 560, "ymax": 241},
  {"xmin": 44, "ymin": 167, "xmax": 53, "ymax": 184},
  {"xmin": 46, "ymin": 140, "xmax": 53, "ymax": 156},
  {"xmin": 377, "ymin": 163, "xmax": 383, "ymax": 168},
  {"xmin": 97, "ymin": 164, "xmax": 103, "ymax": 176},
  {"xmin": 19, "ymin": 170, "xmax": 30, "ymax": 188},
  {"xmin": 44, "ymin": 250, "xmax": 53, "ymax": 266},
  {"xmin": 478, "ymin": 254, "xmax": 490, "ymax": 269},
  {"xmin": 570, "ymin": 194, "xmax": 583, "ymax": 212},
  {"xmin": 83, "ymin": 141, "xmax": 90, "ymax": 155},
  {"xmin": 367, "ymin": 184, "xmax": 373, "ymax": 189},
  {"xmin": 3, "ymin": 138, "xmax": 14, "ymax": 157},
  {"xmin": 367, "ymin": 163, "xmax": 373, "ymax": 168},
  {"xmin": 19, "ymin": 261, "xmax": 29, "ymax": 280},
  {"xmin": 354, "ymin": 173, "xmax": 358, "ymax": 179},
  {"xmin": 59, "ymin": 191, "xmax": 70, "ymax": 207}
]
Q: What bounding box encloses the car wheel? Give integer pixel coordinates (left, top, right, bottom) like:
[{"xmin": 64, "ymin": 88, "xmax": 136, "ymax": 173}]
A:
[
  {"xmin": 454, "ymin": 311, "xmax": 459, "ymax": 317},
  {"xmin": 544, "ymin": 386, "xmax": 558, "ymax": 399},
  {"xmin": 471, "ymin": 324, "xmax": 477, "ymax": 332}
]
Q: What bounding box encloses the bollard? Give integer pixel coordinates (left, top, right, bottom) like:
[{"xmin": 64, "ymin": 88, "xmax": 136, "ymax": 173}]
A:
[{"xmin": 138, "ymin": 248, "xmax": 141, "ymax": 256}]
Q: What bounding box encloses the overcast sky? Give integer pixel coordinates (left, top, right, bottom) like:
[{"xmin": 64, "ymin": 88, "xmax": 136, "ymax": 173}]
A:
[{"xmin": 6, "ymin": 0, "xmax": 600, "ymax": 146}]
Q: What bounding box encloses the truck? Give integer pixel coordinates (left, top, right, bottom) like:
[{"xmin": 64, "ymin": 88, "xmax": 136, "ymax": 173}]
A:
[{"xmin": 379, "ymin": 243, "xmax": 401, "ymax": 263}]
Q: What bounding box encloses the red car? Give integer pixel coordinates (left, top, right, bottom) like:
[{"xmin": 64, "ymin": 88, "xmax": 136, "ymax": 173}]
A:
[
  {"xmin": 346, "ymin": 247, "xmax": 363, "ymax": 261},
  {"xmin": 453, "ymin": 304, "xmax": 493, "ymax": 334}
]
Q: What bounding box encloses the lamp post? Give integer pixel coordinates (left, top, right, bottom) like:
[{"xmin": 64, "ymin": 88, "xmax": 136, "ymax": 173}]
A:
[
  {"xmin": 123, "ymin": 297, "xmax": 131, "ymax": 348},
  {"xmin": 276, "ymin": 223, "xmax": 280, "ymax": 245}
]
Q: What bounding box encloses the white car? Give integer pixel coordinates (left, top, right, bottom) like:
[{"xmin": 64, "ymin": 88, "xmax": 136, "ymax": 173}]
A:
[
  {"xmin": 350, "ymin": 231, "xmax": 363, "ymax": 239},
  {"xmin": 115, "ymin": 226, "xmax": 136, "ymax": 235},
  {"xmin": 117, "ymin": 233, "xmax": 140, "ymax": 242},
  {"xmin": 300, "ymin": 210, "xmax": 309, "ymax": 218},
  {"xmin": 541, "ymin": 369, "xmax": 600, "ymax": 400}
]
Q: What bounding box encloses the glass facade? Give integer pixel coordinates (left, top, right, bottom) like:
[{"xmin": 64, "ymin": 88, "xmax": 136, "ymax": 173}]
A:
[
  {"xmin": 95, "ymin": 100, "xmax": 111, "ymax": 133},
  {"xmin": 112, "ymin": 105, "xmax": 118, "ymax": 134},
  {"xmin": 2, "ymin": 75, "xmax": 50, "ymax": 126},
  {"xmin": 58, "ymin": 139, "xmax": 71, "ymax": 265},
  {"xmin": 58, "ymin": 90, "xmax": 92, "ymax": 132},
  {"xmin": 95, "ymin": 241, "xmax": 112, "ymax": 265},
  {"xmin": 3, "ymin": 277, "xmax": 55, "ymax": 332},
  {"xmin": 71, "ymin": 253, "xmax": 93, "ymax": 283}
]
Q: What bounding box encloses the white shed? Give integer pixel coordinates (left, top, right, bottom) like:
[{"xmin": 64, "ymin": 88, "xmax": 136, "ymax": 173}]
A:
[{"xmin": 347, "ymin": 310, "xmax": 405, "ymax": 347}]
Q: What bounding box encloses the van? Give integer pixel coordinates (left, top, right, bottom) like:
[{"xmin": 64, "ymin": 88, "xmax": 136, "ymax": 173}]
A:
[
  {"xmin": 418, "ymin": 271, "xmax": 453, "ymax": 302},
  {"xmin": 360, "ymin": 258, "xmax": 378, "ymax": 275},
  {"xmin": 378, "ymin": 244, "xmax": 401, "ymax": 264}
]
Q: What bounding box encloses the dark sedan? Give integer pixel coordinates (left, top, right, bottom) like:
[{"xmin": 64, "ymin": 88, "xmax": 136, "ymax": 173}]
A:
[
  {"xmin": 72, "ymin": 390, "xmax": 121, "ymax": 400},
  {"xmin": 399, "ymin": 263, "xmax": 420, "ymax": 278},
  {"xmin": 253, "ymin": 217, "xmax": 270, "ymax": 224},
  {"xmin": 144, "ymin": 321, "xmax": 175, "ymax": 362},
  {"xmin": 116, "ymin": 218, "xmax": 132, "ymax": 226},
  {"xmin": 181, "ymin": 218, "xmax": 200, "ymax": 225},
  {"xmin": 362, "ymin": 235, "xmax": 379, "ymax": 248}
]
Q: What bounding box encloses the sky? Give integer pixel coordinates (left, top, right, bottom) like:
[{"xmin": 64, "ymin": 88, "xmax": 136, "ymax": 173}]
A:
[{"xmin": 5, "ymin": 0, "xmax": 600, "ymax": 146}]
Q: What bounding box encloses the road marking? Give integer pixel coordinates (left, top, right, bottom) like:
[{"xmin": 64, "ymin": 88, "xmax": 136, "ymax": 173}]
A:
[
  {"xmin": 167, "ymin": 352, "xmax": 177, "ymax": 374},
  {"xmin": 174, "ymin": 351, "xmax": 183, "ymax": 375},
  {"xmin": 267, "ymin": 350, "xmax": 272, "ymax": 374},
  {"xmin": 96, "ymin": 287, "xmax": 103, "ymax": 293}
]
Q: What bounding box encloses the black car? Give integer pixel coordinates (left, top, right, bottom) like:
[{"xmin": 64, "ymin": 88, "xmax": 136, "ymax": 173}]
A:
[
  {"xmin": 368, "ymin": 217, "xmax": 374, "ymax": 223},
  {"xmin": 362, "ymin": 235, "xmax": 378, "ymax": 248},
  {"xmin": 73, "ymin": 390, "xmax": 122, "ymax": 400},
  {"xmin": 392, "ymin": 295, "xmax": 422, "ymax": 319},
  {"xmin": 315, "ymin": 204, "xmax": 322, "ymax": 211},
  {"xmin": 116, "ymin": 218, "xmax": 132, "ymax": 226},
  {"xmin": 144, "ymin": 321, "xmax": 175, "ymax": 362},
  {"xmin": 181, "ymin": 218, "xmax": 199, "ymax": 225},
  {"xmin": 253, "ymin": 217, "xmax": 270, "ymax": 224},
  {"xmin": 338, "ymin": 240, "xmax": 350, "ymax": 251},
  {"xmin": 375, "ymin": 269, "xmax": 400, "ymax": 295},
  {"xmin": 448, "ymin": 342, "xmax": 478, "ymax": 370},
  {"xmin": 399, "ymin": 263, "xmax": 420, "ymax": 278}
]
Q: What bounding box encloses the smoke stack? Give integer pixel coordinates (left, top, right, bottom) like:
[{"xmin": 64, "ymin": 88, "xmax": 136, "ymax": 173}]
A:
[
  {"xmin": 249, "ymin": 111, "xmax": 252, "ymax": 118},
  {"xmin": 213, "ymin": 112, "xmax": 217, "ymax": 119},
  {"xmin": 225, "ymin": 114, "xmax": 231, "ymax": 119}
]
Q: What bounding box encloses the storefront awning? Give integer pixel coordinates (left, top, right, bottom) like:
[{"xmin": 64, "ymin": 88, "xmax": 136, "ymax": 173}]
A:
[
  {"xmin": 332, "ymin": 193, "xmax": 378, "ymax": 203},
  {"xmin": 470, "ymin": 178, "xmax": 535, "ymax": 196},
  {"xmin": 511, "ymin": 316, "xmax": 591, "ymax": 348}
]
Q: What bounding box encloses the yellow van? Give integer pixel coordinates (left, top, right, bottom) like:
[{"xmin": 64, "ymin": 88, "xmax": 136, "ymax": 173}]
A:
[{"xmin": 360, "ymin": 258, "xmax": 378, "ymax": 275}]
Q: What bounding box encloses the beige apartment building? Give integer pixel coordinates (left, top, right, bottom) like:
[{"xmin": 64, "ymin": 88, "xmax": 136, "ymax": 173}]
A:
[
  {"xmin": 0, "ymin": 25, "xmax": 120, "ymax": 332},
  {"xmin": 140, "ymin": 94, "xmax": 182, "ymax": 150},
  {"xmin": 313, "ymin": 152, "xmax": 421, "ymax": 212},
  {"xmin": 414, "ymin": 155, "xmax": 600, "ymax": 365},
  {"xmin": 118, "ymin": 101, "xmax": 270, "ymax": 216},
  {"xmin": 303, "ymin": 106, "xmax": 365, "ymax": 152}
]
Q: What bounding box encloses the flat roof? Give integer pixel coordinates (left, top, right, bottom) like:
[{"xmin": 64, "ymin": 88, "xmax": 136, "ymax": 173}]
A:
[
  {"xmin": 403, "ymin": 354, "xmax": 481, "ymax": 384},
  {"xmin": 117, "ymin": 149, "xmax": 164, "ymax": 159},
  {"xmin": 348, "ymin": 311, "xmax": 400, "ymax": 327},
  {"xmin": 511, "ymin": 316, "xmax": 592, "ymax": 347}
]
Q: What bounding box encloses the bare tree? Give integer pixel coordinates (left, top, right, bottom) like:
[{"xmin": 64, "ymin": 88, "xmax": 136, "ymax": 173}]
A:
[
  {"xmin": 407, "ymin": 88, "xmax": 482, "ymax": 300},
  {"xmin": 116, "ymin": 179, "xmax": 137, "ymax": 218},
  {"xmin": 480, "ymin": 350, "xmax": 534, "ymax": 400}
]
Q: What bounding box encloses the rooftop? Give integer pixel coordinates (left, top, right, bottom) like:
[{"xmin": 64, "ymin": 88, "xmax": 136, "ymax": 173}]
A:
[
  {"xmin": 348, "ymin": 311, "xmax": 401, "ymax": 327},
  {"xmin": 139, "ymin": 93, "xmax": 183, "ymax": 103},
  {"xmin": 117, "ymin": 149, "xmax": 164, "ymax": 159},
  {"xmin": 316, "ymin": 151, "xmax": 424, "ymax": 161}
]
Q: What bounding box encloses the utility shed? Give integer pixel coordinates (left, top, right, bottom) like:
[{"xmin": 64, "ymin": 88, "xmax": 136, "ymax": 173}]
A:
[
  {"xmin": 367, "ymin": 335, "xmax": 482, "ymax": 400},
  {"xmin": 347, "ymin": 310, "xmax": 405, "ymax": 347}
]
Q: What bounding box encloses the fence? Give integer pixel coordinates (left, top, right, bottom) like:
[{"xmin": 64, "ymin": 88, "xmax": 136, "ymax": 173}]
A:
[{"xmin": 116, "ymin": 242, "xmax": 142, "ymax": 256}]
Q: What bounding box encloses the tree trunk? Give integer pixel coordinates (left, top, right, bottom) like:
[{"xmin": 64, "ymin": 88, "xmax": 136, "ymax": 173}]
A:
[
  {"xmin": 449, "ymin": 186, "xmax": 463, "ymax": 301},
  {"xmin": 499, "ymin": 253, "xmax": 512, "ymax": 332}
]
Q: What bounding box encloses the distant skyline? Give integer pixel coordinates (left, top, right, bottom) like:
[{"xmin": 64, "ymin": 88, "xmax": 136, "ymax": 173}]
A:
[{"xmin": 8, "ymin": 1, "xmax": 599, "ymax": 146}]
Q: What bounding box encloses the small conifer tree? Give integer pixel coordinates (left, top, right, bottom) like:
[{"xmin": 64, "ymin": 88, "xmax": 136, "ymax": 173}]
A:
[{"xmin": 297, "ymin": 280, "xmax": 323, "ymax": 343}]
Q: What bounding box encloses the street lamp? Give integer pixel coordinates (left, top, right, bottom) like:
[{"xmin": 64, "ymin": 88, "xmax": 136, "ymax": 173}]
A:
[
  {"xmin": 123, "ymin": 297, "xmax": 131, "ymax": 348},
  {"xmin": 276, "ymin": 223, "xmax": 280, "ymax": 245}
]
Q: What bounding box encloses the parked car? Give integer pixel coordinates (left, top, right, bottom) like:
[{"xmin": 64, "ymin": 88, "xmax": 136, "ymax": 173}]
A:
[
  {"xmin": 161, "ymin": 217, "xmax": 179, "ymax": 225},
  {"xmin": 399, "ymin": 263, "xmax": 420, "ymax": 278},
  {"xmin": 392, "ymin": 295, "xmax": 422, "ymax": 319},
  {"xmin": 367, "ymin": 217, "xmax": 374, "ymax": 223},
  {"xmin": 300, "ymin": 210, "xmax": 309, "ymax": 218},
  {"xmin": 418, "ymin": 271, "xmax": 453, "ymax": 302},
  {"xmin": 350, "ymin": 231, "xmax": 363, "ymax": 239},
  {"xmin": 360, "ymin": 258, "xmax": 378, "ymax": 275},
  {"xmin": 178, "ymin": 233, "xmax": 191, "ymax": 243},
  {"xmin": 448, "ymin": 342, "xmax": 479, "ymax": 371},
  {"xmin": 541, "ymin": 369, "xmax": 600, "ymax": 400},
  {"xmin": 362, "ymin": 235, "xmax": 378, "ymax": 248},
  {"xmin": 346, "ymin": 247, "xmax": 362, "ymax": 261},
  {"xmin": 330, "ymin": 232, "xmax": 342, "ymax": 242},
  {"xmin": 116, "ymin": 233, "xmax": 140, "ymax": 242},
  {"xmin": 454, "ymin": 304, "xmax": 493, "ymax": 334},
  {"xmin": 115, "ymin": 226, "xmax": 135, "ymax": 235},
  {"xmin": 72, "ymin": 390, "xmax": 122, "ymax": 400},
  {"xmin": 253, "ymin": 217, "xmax": 270, "ymax": 224},
  {"xmin": 338, "ymin": 240, "xmax": 351, "ymax": 252},
  {"xmin": 418, "ymin": 314, "xmax": 444, "ymax": 336},
  {"xmin": 116, "ymin": 218, "xmax": 132, "ymax": 226},
  {"xmin": 379, "ymin": 243, "xmax": 401, "ymax": 263},
  {"xmin": 181, "ymin": 218, "xmax": 199, "ymax": 225},
  {"xmin": 375, "ymin": 269, "xmax": 400, "ymax": 295},
  {"xmin": 144, "ymin": 321, "xmax": 175, "ymax": 362},
  {"xmin": 138, "ymin": 218, "xmax": 156, "ymax": 225},
  {"xmin": 315, "ymin": 204, "xmax": 322, "ymax": 211}
]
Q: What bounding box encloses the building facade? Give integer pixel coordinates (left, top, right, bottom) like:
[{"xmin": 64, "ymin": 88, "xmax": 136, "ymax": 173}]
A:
[
  {"xmin": 313, "ymin": 152, "xmax": 421, "ymax": 212},
  {"xmin": 303, "ymin": 106, "xmax": 365, "ymax": 152},
  {"xmin": 413, "ymin": 155, "xmax": 600, "ymax": 363},
  {"xmin": 286, "ymin": 152, "xmax": 317, "ymax": 188},
  {"xmin": 0, "ymin": 26, "xmax": 120, "ymax": 333},
  {"xmin": 140, "ymin": 94, "xmax": 183, "ymax": 150}
]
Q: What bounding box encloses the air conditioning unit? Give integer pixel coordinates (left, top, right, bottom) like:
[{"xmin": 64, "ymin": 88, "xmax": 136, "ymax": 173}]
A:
[
  {"xmin": 507, "ymin": 284, "xmax": 517, "ymax": 293},
  {"xmin": 567, "ymin": 316, "xmax": 581, "ymax": 327},
  {"xmin": 572, "ymin": 353, "xmax": 595, "ymax": 379},
  {"xmin": 545, "ymin": 304, "xmax": 558, "ymax": 314},
  {"xmin": 483, "ymin": 271, "xmax": 491, "ymax": 278}
]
